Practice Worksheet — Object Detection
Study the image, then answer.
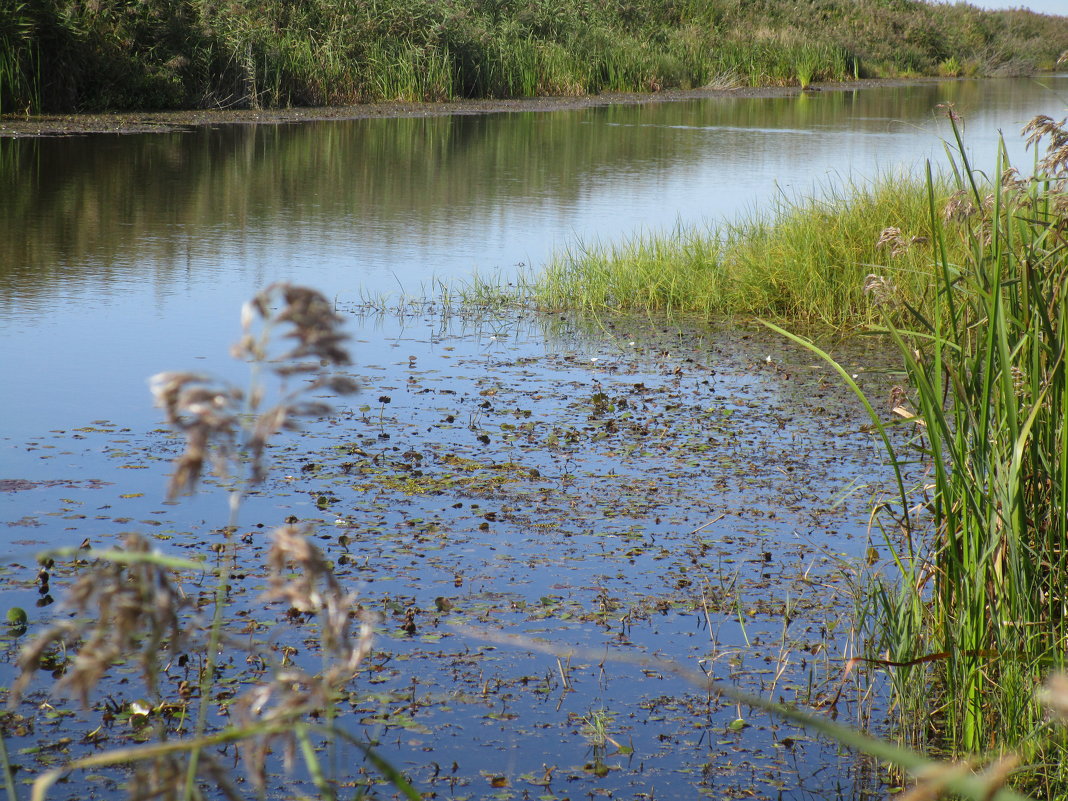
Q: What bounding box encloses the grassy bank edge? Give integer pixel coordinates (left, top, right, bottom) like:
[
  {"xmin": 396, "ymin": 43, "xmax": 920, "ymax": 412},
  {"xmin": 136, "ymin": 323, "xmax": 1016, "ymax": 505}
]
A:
[
  {"xmin": 0, "ymin": 76, "xmax": 946, "ymax": 137},
  {"xmin": 522, "ymin": 169, "xmax": 954, "ymax": 327},
  {"xmin": 2, "ymin": 0, "xmax": 1066, "ymax": 114}
]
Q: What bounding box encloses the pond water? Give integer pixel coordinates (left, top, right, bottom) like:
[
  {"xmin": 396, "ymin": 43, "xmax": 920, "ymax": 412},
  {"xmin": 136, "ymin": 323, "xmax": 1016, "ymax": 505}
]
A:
[{"xmin": 1, "ymin": 76, "xmax": 1066, "ymax": 800}]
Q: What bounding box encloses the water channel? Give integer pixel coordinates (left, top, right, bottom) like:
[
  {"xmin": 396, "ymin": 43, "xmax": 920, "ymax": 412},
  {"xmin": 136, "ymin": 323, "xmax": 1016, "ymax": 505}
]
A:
[{"xmin": 1, "ymin": 76, "xmax": 1066, "ymax": 799}]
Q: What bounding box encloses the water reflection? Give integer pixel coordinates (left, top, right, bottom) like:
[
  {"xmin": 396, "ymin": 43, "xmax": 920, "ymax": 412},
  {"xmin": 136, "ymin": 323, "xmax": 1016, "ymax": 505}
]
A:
[{"xmin": 0, "ymin": 76, "xmax": 1065, "ymax": 436}]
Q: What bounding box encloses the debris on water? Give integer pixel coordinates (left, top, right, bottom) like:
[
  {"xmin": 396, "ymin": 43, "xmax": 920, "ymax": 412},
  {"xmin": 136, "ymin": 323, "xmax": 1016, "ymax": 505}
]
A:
[{"xmin": 0, "ymin": 305, "xmax": 897, "ymax": 799}]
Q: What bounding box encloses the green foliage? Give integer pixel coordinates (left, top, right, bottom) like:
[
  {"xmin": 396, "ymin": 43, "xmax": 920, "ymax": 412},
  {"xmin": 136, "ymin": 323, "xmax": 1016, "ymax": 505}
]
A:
[
  {"xmin": 0, "ymin": 1, "xmax": 39, "ymax": 114},
  {"xmin": 862, "ymin": 122, "xmax": 1068, "ymax": 795},
  {"xmin": 2, "ymin": 0, "xmax": 1065, "ymax": 112},
  {"xmin": 768, "ymin": 120, "xmax": 1068, "ymax": 797},
  {"xmin": 536, "ymin": 172, "xmax": 954, "ymax": 325}
]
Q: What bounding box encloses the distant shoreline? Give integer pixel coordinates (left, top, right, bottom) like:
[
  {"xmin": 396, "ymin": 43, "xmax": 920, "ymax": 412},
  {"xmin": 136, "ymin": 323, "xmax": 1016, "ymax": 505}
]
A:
[{"xmin": 0, "ymin": 77, "xmax": 950, "ymax": 138}]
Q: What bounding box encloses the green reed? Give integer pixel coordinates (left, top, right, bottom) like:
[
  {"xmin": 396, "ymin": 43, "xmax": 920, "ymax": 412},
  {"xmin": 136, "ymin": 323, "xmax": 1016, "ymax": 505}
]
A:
[
  {"xmin": 4, "ymin": 0, "xmax": 1063, "ymax": 112},
  {"xmin": 0, "ymin": 1, "xmax": 39, "ymax": 115},
  {"xmin": 875, "ymin": 121, "xmax": 1067, "ymax": 791},
  {"xmin": 771, "ymin": 119, "xmax": 1068, "ymax": 795}
]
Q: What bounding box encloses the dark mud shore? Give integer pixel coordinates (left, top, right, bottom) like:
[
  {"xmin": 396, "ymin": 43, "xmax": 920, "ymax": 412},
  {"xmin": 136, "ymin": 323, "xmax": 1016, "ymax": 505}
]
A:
[{"xmin": 0, "ymin": 78, "xmax": 944, "ymax": 137}]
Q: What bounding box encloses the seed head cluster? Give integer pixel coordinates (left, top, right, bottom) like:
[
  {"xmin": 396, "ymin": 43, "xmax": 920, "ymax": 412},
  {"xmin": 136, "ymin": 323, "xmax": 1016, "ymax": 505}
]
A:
[{"xmin": 151, "ymin": 283, "xmax": 358, "ymax": 496}]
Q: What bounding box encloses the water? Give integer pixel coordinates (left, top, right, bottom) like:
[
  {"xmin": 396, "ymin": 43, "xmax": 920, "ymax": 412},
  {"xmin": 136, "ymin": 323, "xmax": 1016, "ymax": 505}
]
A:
[
  {"xmin": 1, "ymin": 76, "xmax": 1066, "ymax": 799},
  {"xmin": 2, "ymin": 77, "xmax": 1066, "ymax": 445}
]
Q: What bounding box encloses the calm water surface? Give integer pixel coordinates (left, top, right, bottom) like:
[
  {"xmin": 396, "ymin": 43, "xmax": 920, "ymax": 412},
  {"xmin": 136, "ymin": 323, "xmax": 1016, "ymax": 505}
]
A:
[
  {"xmin": 1, "ymin": 76, "xmax": 1066, "ymax": 445},
  {"xmin": 1, "ymin": 76, "xmax": 1067, "ymax": 799}
]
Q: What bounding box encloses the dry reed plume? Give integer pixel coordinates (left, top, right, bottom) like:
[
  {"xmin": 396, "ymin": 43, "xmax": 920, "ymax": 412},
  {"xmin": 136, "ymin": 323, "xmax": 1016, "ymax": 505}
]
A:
[{"xmin": 7, "ymin": 284, "xmax": 386, "ymax": 801}]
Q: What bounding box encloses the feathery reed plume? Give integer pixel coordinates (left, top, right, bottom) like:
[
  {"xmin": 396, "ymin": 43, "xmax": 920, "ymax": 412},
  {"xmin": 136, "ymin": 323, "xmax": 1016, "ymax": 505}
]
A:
[
  {"xmin": 151, "ymin": 283, "xmax": 358, "ymax": 496},
  {"xmin": 863, "ymin": 273, "xmax": 899, "ymax": 308},
  {"xmin": 1038, "ymin": 674, "xmax": 1068, "ymax": 720},
  {"xmin": 1023, "ymin": 115, "xmax": 1068, "ymax": 179},
  {"xmin": 233, "ymin": 524, "xmax": 373, "ymax": 792},
  {"xmin": 10, "ymin": 285, "xmax": 384, "ymax": 801},
  {"xmin": 10, "ymin": 534, "xmax": 189, "ymax": 708},
  {"xmin": 875, "ymin": 227, "xmax": 928, "ymax": 257},
  {"xmin": 148, "ymin": 372, "xmax": 242, "ymax": 499}
]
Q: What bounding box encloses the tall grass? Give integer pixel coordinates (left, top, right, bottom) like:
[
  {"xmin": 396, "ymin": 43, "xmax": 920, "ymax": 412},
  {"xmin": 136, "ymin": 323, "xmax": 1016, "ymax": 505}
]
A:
[
  {"xmin": 2, "ymin": 0, "xmax": 1064, "ymax": 112},
  {"xmin": 870, "ymin": 119, "xmax": 1068, "ymax": 794},
  {"xmin": 537, "ymin": 173, "xmax": 955, "ymax": 325},
  {"xmin": 769, "ymin": 118, "xmax": 1068, "ymax": 796},
  {"xmin": 0, "ymin": 1, "xmax": 39, "ymax": 115}
]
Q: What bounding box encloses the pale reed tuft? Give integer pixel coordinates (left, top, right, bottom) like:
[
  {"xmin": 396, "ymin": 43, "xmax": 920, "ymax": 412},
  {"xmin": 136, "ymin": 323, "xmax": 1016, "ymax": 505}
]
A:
[
  {"xmin": 152, "ymin": 284, "xmax": 358, "ymax": 496},
  {"xmin": 10, "ymin": 533, "xmax": 188, "ymax": 708}
]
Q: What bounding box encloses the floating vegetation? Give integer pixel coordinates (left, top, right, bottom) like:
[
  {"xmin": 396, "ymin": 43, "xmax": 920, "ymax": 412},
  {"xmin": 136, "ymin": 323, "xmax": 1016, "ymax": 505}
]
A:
[{"xmin": 1, "ymin": 296, "xmax": 905, "ymax": 799}]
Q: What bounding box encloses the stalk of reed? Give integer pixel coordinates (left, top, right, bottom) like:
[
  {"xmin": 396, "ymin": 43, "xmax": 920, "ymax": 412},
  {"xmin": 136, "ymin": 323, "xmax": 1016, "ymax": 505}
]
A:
[{"xmin": 773, "ymin": 117, "xmax": 1068, "ymax": 796}]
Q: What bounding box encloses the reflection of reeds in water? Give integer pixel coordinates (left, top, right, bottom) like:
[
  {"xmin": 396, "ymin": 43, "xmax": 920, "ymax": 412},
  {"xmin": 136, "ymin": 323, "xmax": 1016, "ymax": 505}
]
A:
[{"xmin": 6, "ymin": 284, "xmax": 420, "ymax": 800}]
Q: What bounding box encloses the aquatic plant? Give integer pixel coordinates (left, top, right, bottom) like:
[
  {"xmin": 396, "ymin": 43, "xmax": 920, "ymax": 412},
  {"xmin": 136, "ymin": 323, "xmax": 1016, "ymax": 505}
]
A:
[
  {"xmin": 769, "ymin": 115, "xmax": 1068, "ymax": 796},
  {"xmin": 535, "ymin": 172, "xmax": 949, "ymax": 325}
]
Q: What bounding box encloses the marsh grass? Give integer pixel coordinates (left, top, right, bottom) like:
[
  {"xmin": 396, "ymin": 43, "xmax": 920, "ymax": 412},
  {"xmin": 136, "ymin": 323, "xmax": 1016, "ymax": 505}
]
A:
[
  {"xmin": 0, "ymin": 2, "xmax": 38, "ymax": 115},
  {"xmin": 537, "ymin": 174, "xmax": 952, "ymax": 325},
  {"xmin": 3, "ymin": 0, "xmax": 1065, "ymax": 112},
  {"xmin": 769, "ymin": 118, "xmax": 1068, "ymax": 796}
]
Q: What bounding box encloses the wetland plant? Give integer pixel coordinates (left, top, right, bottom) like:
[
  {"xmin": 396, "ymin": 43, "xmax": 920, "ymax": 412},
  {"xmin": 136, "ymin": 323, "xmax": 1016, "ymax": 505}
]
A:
[
  {"xmin": 2, "ymin": 0, "xmax": 1065, "ymax": 111},
  {"xmin": 536, "ymin": 172, "xmax": 948, "ymax": 324},
  {"xmin": 5, "ymin": 284, "xmax": 420, "ymax": 800},
  {"xmin": 769, "ymin": 116, "xmax": 1068, "ymax": 796}
]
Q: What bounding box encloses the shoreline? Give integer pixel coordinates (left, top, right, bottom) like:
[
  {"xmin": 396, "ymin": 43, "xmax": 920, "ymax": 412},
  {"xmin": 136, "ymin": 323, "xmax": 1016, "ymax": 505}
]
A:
[{"xmin": 0, "ymin": 77, "xmax": 949, "ymax": 138}]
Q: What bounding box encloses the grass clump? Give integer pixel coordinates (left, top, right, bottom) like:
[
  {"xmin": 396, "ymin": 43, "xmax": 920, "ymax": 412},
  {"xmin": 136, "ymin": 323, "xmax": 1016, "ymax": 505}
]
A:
[
  {"xmin": 537, "ymin": 173, "xmax": 954, "ymax": 325},
  {"xmin": 2, "ymin": 0, "xmax": 1067, "ymax": 113}
]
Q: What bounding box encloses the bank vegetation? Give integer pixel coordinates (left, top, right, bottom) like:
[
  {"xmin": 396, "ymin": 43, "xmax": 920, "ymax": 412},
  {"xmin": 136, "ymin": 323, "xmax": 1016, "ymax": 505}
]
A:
[{"xmin": 2, "ymin": 0, "xmax": 1067, "ymax": 113}]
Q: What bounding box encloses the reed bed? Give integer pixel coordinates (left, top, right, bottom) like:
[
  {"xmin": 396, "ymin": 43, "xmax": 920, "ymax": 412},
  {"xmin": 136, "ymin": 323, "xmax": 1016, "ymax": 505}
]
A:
[
  {"xmin": 2, "ymin": 0, "xmax": 1065, "ymax": 112},
  {"xmin": 764, "ymin": 118, "xmax": 1068, "ymax": 797},
  {"xmin": 863, "ymin": 119, "xmax": 1068, "ymax": 797}
]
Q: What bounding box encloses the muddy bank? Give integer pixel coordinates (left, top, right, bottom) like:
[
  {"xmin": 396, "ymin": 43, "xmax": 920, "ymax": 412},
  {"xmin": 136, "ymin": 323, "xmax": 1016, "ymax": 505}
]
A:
[{"xmin": 0, "ymin": 78, "xmax": 946, "ymax": 137}]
